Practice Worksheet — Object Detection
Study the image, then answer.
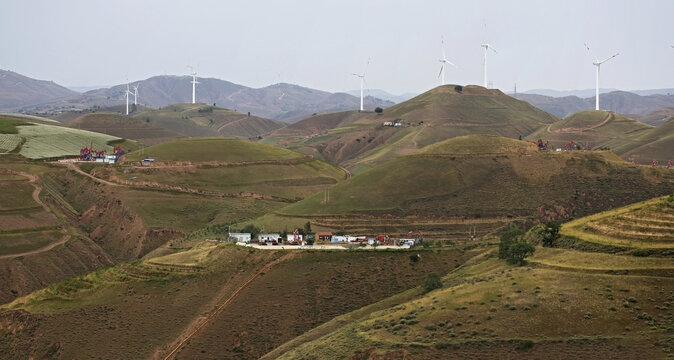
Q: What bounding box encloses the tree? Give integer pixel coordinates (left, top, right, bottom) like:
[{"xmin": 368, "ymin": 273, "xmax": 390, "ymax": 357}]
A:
[
  {"xmin": 507, "ymin": 242, "xmax": 535, "ymax": 265},
  {"xmin": 499, "ymin": 228, "xmax": 525, "ymax": 259},
  {"xmin": 374, "ymin": 107, "xmax": 383, "ymax": 113},
  {"xmin": 422, "ymin": 272, "xmax": 442, "ymax": 293},
  {"xmin": 454, "ymin": 85, "xmax": 463, "ymax": 93},
  {"xmin": 540, "ymin": 221, "xmax": 561, "ymax": 247}
]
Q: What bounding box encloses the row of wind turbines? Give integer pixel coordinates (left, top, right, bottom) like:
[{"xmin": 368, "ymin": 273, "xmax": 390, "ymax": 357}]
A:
[
  {"xmin": 353, "ymin": 38, "xmax": 619, "ymax": 112},
  {"xmin": 123, "ymin": 66, "xmax": 200, "ymax": 115}
]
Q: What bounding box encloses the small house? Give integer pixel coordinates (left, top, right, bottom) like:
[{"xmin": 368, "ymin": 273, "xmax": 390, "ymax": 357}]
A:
[
  {"xmin": 286, "ymin": 234, "xmax": 303, "ymax": 242},
  {"xmin": 258, "ymin": 233, "xmax": 281, "ymax": 243},
  {"xmin": 229, "ymin": 233, "xmax": 251, "ymax": 243},
  {"xmin": 331, "ymin": 235, "xmax": 347, "ymax": 243},
  {"xmin": 317, "ymin": 232, "xmax": 332, "ymax": 241}
]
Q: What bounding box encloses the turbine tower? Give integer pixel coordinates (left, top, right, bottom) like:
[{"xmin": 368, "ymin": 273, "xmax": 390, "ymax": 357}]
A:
[
  {"xmin": 188, "ymin": 66, "xmax": 199, "ymax": 104},
  {"xmin": 481, "ymin": 44, "xmax": 497, "ymax": 88},
  {"xmin": 438, "ymin": 36, "xmax": 457, "ymax": 86},
  {"xmin": 124, "ymin": 83, "xmax": 133, "ymax": 115},
  {"xmin": 352, "ymin": 58, "xmax": 370, "ymax": 111},
  {"xmin": 585, "ymin": 43, "xmax": 619, "ymax": 110},
  {"xmin": 132, "ymin": 84, "xmax": 139, "ymax": 105}
]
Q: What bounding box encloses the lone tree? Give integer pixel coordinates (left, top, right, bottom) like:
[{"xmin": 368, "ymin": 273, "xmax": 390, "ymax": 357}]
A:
[
  {"xmin": 499, "ymin": 228, "xmax": 525, "ymax": 259},
  {"xmin": 507, "ymin": 242, "xmax": 535, "ymax": 265},
  {"xmin": 304, "ymin": 221, "xmax": 312, "ymax": 235},
  {"xmin": 422, "ymin": 272, "xmax": 442, "ymax": 293},
  {"xmin": 374, "ymin": 107, "xmax": 383, "ymax": 113},
  {"xmin": 541, "ymin": 221, "xmax": 561, "ymax": 247}
]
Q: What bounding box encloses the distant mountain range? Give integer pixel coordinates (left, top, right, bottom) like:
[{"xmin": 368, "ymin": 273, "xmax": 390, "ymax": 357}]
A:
[
  {"xmin": 513, "ymin": 91, "xmax": 674, "ymax": 118},
  {"xmin": 0, "ymin": 71, "xmax": 393, "ymax": 123},
  {"xmin": 345, "ymin": 89, "xmax": 418, "ymax": 103},
  {"xmin": 518, "ymin": 88, "xmax": 674, "ymax": 98}
]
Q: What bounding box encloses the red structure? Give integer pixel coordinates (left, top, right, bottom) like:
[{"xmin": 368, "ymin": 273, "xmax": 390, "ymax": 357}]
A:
[{"xmin": 563, "ymin": 141, "xmax": 575, "ymax": 150}]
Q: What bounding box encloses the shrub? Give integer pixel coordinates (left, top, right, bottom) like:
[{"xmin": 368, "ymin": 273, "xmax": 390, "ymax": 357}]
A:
[
  {"xmin": 507, "ymin": 242, "xmax": 535, "ymax": 265},
  {"xmin": 422, "ymin": 273, "xmax": 443, "ymax": 293},
  {"xmin": 454, "ymin": 85, "xmax": 463, "ymax": 93},
  {"xmin": 631, "ymin": 249, "xmax": 650, "ymax": 257},
  {"xmin": 541, "ymin": 221, "xmax": 561, "ymax": 247},
  {"xmin": 374, "ymin": 107, "xmax": 383, "ymax": 113}
]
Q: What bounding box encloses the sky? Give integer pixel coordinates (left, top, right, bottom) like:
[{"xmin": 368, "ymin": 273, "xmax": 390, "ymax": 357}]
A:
[{"xmin": 1, "ymin": 0, "xmax": 672, "ymax": 95}]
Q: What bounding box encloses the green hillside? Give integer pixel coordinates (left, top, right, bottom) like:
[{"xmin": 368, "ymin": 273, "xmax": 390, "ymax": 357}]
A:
[
  {"xmin": 272, "ymin": 196, "xmax": 674, "ymax": 360},
  {"xmin": 0, "ymin": 116, "xmax": 140, "ymax": 158},
  {"xmin": 67, "ymin": 112, "xmax": 183, "ymax": 145},
  {"xmin": 268, "ymin": 85, "xmax": 558, "ymax": 172},
  {"xmin": 132, "ymin": 103, "xmax": 285, "ymax": 139}
]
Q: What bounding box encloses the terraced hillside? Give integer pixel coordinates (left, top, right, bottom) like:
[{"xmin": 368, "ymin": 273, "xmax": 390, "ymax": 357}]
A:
[
  {"xmin": 527, "ymin": 110, "xmax": 673, "ymax": 164},
  {"xmin": 67, "ymin": 112, "xmax": 183, "ymax": 145},
  {"xmin": 0, "ymin": 115, "xmax": 140, "ymax": 159},
  {"xmin": 0, "ymin": 242, "xmax": 476, "ymax": 359},
  {"xmin": 273, "ymin": 136, "xmax": 674, "ymax": 242},
  {"xmin": 269, "ymin": 197, "xmax": 674, "ymax": 359},
  {"xmin": 131, "ymin": 103, "xmax": 285, "ymax": 138},
  {"xmin": 560, "ymin": 195, "xmax": 674, "ymax": 253},
  {"xmin": 267, "ymin": 85, "xmax": 558, "ymax": 172}
]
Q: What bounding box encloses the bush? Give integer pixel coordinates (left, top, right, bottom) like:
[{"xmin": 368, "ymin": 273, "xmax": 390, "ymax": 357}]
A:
[
  {"xmin": 422, "ymin": 273, "xmax": 443, "ymax": 293},
  {"xmin": 541, "ymin": 221, "xmax": 560, "ymax": 247},
  {"xmin": 454, "ymin": 85, "xmax": 463, "ymax": 93},
  {"xmin": 374, "ymin": 107, "xmax": 383, "ymax": 113},
  {"xmin": 631, "ymin": 249, "xmax": 650, "ymax": 257}
]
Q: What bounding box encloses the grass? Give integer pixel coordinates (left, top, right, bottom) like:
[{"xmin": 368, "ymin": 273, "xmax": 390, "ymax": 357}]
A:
[
  {"xmin": 0, "ymin": 182, "xmax": 36, "ymax": 210},
  {"xmin": 560, "ymin": 195, "xmax": 674, "ymax": 249},
  {"xmin": 66, "ymin": 112, "xmax": 183, "ymax": 145},
  {"xmin": 0, "ymin": 229, "xmax": 63, "ymax": 255},
  {"xmin": 528, "ymin": 247, "xmax": 674, "ymax": 270},
  {"xmin": 124, "ymin": 137, "xmax": 305, "ymax": 162},
  {"xmin": 0, "ymin": 117, "xmax": 32, "ymax": 134}
]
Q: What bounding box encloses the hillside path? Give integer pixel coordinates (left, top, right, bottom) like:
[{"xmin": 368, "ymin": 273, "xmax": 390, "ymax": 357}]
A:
[
  {"xmin": 0, "ymin": 170, "xmax": 70, "ymax": 259},
  {"xmin": 158, "ymin": 252, "xmax": 296, "ymax": 360},
  {"xmin": 547, "ymin": 112, "xmax": 613, "ymax": 133},
  {"xmin": 61, "ymin": 162, "xmax": 118, "ymax": 186}
]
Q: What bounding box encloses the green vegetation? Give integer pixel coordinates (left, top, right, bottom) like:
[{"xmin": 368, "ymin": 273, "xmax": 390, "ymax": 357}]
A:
[
  {"xmin": 66, "ymin": 112, "xmax": 183, "ymax": 145},
  {"xmin": 422, "ymin": 273, "xmax": 442, "ymax": 293},
  {"xmin": 0, "ymin": 117, "xmax": 31, "ymax": 134},
  {"xmin": 540, "ymin": 221, "xmax": 561, "ymax": 247}
]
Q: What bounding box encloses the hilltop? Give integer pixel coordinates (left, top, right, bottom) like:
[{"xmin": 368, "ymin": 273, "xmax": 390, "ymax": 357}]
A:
[
  {"xmin": 0, "ymin": 70, "xmax": 78, "ymax": 111},
  {"xmin": 67, "ymin": 112, "xmax": 183, "ymax": 145},
  {"xmin": 130, "ymin": 103, "xmax": 285, "ymax": 139},
  {"xmin": 527, "ymin": 110, "xmax": 674, "ymax": 163},
  {"xmin": 631, "ymin": 107, "xmax": 674, "ymax": 127},
  {"xmin": 268, "ymin": 85, "xmax": 559, "ymax": 171}
]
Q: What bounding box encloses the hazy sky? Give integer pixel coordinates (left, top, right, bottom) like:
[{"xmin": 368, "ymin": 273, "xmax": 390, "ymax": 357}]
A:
[{"xmin": 1, "ymin": 0, "xmax": 672, "ymax": 94}]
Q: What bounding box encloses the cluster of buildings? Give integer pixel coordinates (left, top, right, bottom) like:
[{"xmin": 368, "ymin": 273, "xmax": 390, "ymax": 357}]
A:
[{"xmin": 227, "ymin": 231, "xmax": 422, "ymax": 247}]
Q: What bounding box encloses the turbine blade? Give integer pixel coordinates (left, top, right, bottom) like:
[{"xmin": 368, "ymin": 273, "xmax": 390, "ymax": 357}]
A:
[
  {"xmin": 446, "ymin": 59, "xmax": 457, "ymax": 67},
  {"xmin": 441, "ymin": 36, "xmax": 446, "ymax": 59},
  {"xmin": 438, "ymin": 64, "xmax": 444, "ymax": 78},
  {"xmin": 598, "ymin": 53, "xmax": 619, "ymax": 64}
]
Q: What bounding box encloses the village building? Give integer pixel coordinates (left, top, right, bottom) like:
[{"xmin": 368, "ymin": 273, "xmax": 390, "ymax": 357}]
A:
[
  {"xmin": 229, "ymin": 233, "xmax": 251, "ymax": 243},
  {"xmin": 258, "ymin": 233, "xmax": 281, "ymax": 243},
  {"xmin": 316, "ymin": 232, "xmax": 332, "ymax": 241}
]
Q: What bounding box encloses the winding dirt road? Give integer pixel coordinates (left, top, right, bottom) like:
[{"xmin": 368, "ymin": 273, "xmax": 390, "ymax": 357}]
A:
[{"xmin": 547, "ymin": 112, "xmax": 613, "ymax": 133}]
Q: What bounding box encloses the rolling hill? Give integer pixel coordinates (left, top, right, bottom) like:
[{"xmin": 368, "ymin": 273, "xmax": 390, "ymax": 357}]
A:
[
  {"xmin": 66, "ymin": 113, "xmax": 183, "ymax": 145},
  {"xmin": 0, "ymin": 115, "xmax": 140, "ymax": 158},
  {"xmin": 0, "ymin": 70, "xmax": 78, "ymax": 111},
  {"xmin": 129, "ymin": 103, "xmax": 286, "ymax": 139},
  {"xmin": 527, "ymin": 110, "xmax": 674, "ymax": 164},
  {"xmin": 275, "ymin": 135, "xmax": 674, "ymax": 239},
  {"xmin": 268, "ymin": 85, "xmax": 559, "ymax": 172},
  {"xmin": 515, "ymin": 91, "xmax": 674, "ymax": 118},
  {"xmin": 631, "ymin": 107, "xmax": 674, "ymax": 126},
  {"xmin": 7, "ymin": 73, "xmax": 393, "ymax": 122}
]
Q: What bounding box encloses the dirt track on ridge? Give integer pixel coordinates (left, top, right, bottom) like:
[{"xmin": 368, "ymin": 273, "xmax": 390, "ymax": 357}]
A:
[{"xmin": 547, "ymin": 112, "xmax": 613, "ymax": 133}]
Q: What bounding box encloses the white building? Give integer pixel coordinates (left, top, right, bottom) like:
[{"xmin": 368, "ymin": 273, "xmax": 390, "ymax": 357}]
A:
[
  {"xmin": 229, "ymin": 233, "xmax": 252, "ymax": 243},
  {"xmin": 258, "ymin": 233, "xmax": 281, "ymax": 242},
  {"xmin": 286, "ymin": 234, "xmax": 303, "ymax": 242}
]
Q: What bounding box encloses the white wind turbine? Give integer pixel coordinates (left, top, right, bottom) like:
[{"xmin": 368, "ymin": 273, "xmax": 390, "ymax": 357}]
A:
[
  {"xmin": 481, "ymin": 43, "xmax": 497, "ymax": 88},
  {"xmin": 438, "ymin": 36, "xmax": 457, "ymax": 86},
  {"xmin": 352, "ymin": 58, "xmax": 370, "ymax": 111},
  {"xmin": 188, "ymin": 66, "xmax": 199, "ymax": 104},
  {"xmin": 132, "ymin": 84, "xmax": 139, "ymax": 105},
  {"xmin": 584, "ymin": 43, "xmax": 619, "ymax": 110},
  {"xmin": 124, "ymin": 83, "xmax": 134, "ymax": 115}
]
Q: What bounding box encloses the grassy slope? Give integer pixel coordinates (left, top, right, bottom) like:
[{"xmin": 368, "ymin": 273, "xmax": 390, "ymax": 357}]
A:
[
  {"xmin": 131, "ymin": 103, "xmax": 286, "ymax": 139},
  {"xmin": 267, "ymin": 85, "xmax": 558, "ymax": 171},
  {"xmin": 66, "ymin": 112, "xmax": 183, "ymax": 145},
  {"xmin": 279, "ymin": 136, "xmax": 673, "ymax": 220},
  {"xmin": 560, "ymin": 195, "xmax": 674, "ymax": 250}
]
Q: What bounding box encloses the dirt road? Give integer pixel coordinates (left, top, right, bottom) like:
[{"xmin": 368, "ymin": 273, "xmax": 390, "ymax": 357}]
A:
[
  {"xmin": 547, "ymin": 112, "xmax": 613, "ymax": 133},
  {"xmin": 158, "ymin": 252, "xmax": 295, "ymax": 360}
]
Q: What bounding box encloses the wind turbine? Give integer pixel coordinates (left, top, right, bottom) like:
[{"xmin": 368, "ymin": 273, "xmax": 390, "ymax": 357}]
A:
[
  {"xmin": 584, "ymin": 43, "xmax": 619, "ymax": 110},
  {"xmin": 438, "ymin": 36, "xmax": 457, "ymax": 86},
  {"xmin": 132, "ymin": 84, "xmax": 139, "ymax": 105},
  {"xmin": 481, "ymin": 43, "xmax": 497, "ymax": 88},
  {"xmin": 124, "ymin": 83, "xmax": 133, "ymax": 115},
  {"xmin": 188, "ymin": 66, "xmax": 199, "ymax": 104},
  {"xmin": 352, "ymin": 58, "xmax": 370, "ymax": 111}
]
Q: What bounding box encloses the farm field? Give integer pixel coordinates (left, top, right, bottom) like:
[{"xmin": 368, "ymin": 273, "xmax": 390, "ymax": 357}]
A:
[{"xmin": 67, "ymin": 112, "xmax": 184, "ymax": 145}]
